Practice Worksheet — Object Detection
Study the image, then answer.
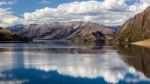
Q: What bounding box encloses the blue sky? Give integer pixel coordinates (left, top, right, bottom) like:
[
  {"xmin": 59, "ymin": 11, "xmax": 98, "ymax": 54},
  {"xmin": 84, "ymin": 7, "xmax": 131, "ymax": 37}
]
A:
[{"xmin": 0, "ymin": 0, "xmax": 149, "ymax": 27}]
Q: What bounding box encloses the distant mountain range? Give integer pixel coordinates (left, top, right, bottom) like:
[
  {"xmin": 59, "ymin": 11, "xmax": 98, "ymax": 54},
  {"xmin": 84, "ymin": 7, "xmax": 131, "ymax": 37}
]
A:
[{"xmin": 8, "ymin": 21, "xmax": 114, "ymax": 43}]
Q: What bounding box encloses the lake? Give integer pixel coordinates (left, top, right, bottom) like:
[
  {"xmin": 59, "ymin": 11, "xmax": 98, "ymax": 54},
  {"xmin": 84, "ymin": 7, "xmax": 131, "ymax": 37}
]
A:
[{"xmin": 0, "ymin": 40, "xmax": 150, "ymax": 84}]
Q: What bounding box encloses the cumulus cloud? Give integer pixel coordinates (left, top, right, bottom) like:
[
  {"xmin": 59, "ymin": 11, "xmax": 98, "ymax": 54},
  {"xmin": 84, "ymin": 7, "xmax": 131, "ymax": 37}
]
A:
[
  {"xmin": 22, "ymin": 0, "xmax": 150, "ymax": 25},
  {"xmin": 0, "ymin": 0, "xmax": 150, "ymax": 27},
  {"xmin": 0, "ymin": 8, "xmax": 21, "ymax": 27}
]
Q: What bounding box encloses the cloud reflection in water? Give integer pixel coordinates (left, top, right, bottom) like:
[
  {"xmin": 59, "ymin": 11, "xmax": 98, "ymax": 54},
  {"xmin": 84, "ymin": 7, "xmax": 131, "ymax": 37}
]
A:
[{"xmin": 0, "ymin": 47, "xmax": 148, "ymax": 84}]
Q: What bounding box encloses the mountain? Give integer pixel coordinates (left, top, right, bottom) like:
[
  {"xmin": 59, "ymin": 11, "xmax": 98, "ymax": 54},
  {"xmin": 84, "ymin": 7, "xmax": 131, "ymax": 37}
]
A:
[
  {"xmin": 0, "ymin": 27, "xmax": 29, "ymax": 42},
  {"xmin": 105, "ymin": 25, "xmax": 120, "ymax": 30},
  {"xmin": 115, "ymin": 6, "xmax": 150, "ymax": 44},
  {"xmin": 8, "ymin": 24, "xmax": 24, "ymax": 32},
  {"xmin": 0, "ymin": 27, "xmax": 12, "ymax": 34},
  {"xmin": 8, "ymin": 22, "xmax": 114, "ymax": 43}
]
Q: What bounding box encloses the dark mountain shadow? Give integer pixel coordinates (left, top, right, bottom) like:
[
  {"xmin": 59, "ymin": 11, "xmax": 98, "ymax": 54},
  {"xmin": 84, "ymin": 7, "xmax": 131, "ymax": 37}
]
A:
[
  {"xmin": 117, "ymin": 45, "xmax": 150, "ymax": 78},
  {"xmin": 92, "ymin": 31, "xmax": 105, "ymax": 40},
  {"xmin": 92, "ymin": 31, "xmax": 106, "ymax": 49}
]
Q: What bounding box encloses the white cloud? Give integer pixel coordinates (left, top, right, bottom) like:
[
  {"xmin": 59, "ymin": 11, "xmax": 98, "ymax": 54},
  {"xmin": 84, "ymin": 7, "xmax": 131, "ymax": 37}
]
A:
[
  {"xmin": 22, "ymin": 0, "xmax": 150, "ymax": 26},
  {"xmin": 40, "ymin": 0, "xmax": 51, "ymax": 4},
  {"xmin": 0, "ymin": 8, "xmax": 21, "ymax": 27},
  {"xmin": 0, "ymin": 2, "xmax": 7, "ymax": 5},
  {"xmin": 0, "ymin": 0, "xmax": 16, "ymax": 5},
  {"xmin": 0, "ymin": 0, "xmax": 150, "ymax": 27},
  {"xmin": 129, "ymin": 0, "xmax": 149, "ymax": 12}
]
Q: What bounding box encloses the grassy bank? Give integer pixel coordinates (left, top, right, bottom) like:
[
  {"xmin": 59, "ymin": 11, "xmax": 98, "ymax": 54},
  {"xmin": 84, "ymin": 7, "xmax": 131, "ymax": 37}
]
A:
[{"xmin": 131, "ymin": 39, "xmax": 150, "ymax": 48}]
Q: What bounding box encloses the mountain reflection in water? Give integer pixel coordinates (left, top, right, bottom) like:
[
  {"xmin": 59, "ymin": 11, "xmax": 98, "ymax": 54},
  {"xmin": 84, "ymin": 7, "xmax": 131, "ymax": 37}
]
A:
[
  {"xmin": 0, "ymin": 41, "xmax": 149, "ymax": 84},
  {"xmin": 117, "ymin": 45, "xmax": 150, "ymax": 79}
]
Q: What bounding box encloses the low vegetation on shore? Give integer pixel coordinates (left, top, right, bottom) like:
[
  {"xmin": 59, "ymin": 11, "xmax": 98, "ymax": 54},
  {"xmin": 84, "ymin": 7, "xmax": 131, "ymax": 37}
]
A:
[{"xmin": 0, "ymin": 27, "xmax": 30, "ymax": 42}]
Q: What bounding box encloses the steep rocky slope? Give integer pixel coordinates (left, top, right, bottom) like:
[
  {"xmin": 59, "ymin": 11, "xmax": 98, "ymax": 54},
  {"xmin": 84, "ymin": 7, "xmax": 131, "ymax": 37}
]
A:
[
  {"xmin": 115, "ymin": 6, "xmax": 150, "ymax": 44},
  {"xmin": 8, "ymin": 22, "xmax": 114, "ymax": 42}
]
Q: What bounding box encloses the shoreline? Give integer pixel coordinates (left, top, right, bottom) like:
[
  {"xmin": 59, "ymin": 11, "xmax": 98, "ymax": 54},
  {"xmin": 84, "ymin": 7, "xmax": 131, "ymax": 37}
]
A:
[
  {"xmin": 0, "ymin": 41, "xmax": 30, "ymax": 43},
  {"xmin": 131, "ymin": 39, "xmax": 150, "ymax": 48}
]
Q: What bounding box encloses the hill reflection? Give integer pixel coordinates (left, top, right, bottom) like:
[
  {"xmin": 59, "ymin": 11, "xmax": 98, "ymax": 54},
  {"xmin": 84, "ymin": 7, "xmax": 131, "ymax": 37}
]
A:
[{"xmin": 117, "ymin": 45, "xmax": 150, "ymax": 78}]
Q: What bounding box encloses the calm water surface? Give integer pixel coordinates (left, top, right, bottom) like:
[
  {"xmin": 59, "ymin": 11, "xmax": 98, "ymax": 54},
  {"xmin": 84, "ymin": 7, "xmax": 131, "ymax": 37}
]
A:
[{"xmin": 0, "ymin": 40, "xmax": 150, "ymax": 84}]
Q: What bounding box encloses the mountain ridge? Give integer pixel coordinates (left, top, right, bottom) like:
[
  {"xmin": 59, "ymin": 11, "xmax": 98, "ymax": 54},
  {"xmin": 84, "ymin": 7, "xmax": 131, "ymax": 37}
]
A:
[{"xmin": 8, "ymin": 21, "xmax": 114, "ymax": 43}]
